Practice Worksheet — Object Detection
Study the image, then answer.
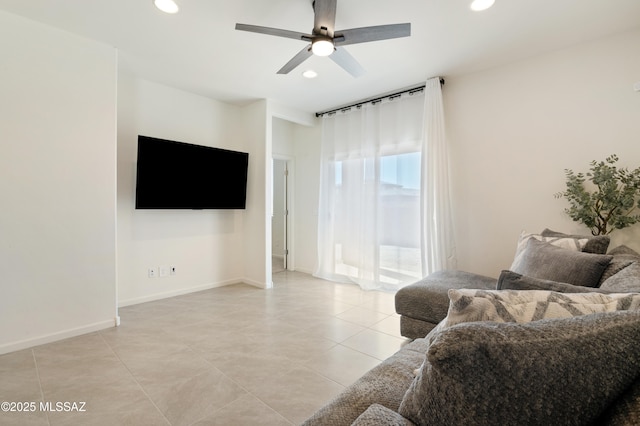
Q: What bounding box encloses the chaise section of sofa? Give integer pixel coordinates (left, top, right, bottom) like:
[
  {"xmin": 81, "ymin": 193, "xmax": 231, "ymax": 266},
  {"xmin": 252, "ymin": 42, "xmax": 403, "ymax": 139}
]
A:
[
  {"xmin": 395, "ymin": 230, "xmax": 640, "ymax": 340},
  {"xmin": 395, "ymin": 270, "xmax": 496, "ymax": 339}
]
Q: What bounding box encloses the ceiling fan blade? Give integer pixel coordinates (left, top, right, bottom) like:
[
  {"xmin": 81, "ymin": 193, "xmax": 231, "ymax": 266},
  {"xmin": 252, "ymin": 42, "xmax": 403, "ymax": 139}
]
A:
[
  {"xmin": 313, "ymin": 0, "xmax": 337, "ymax": 36},
  {"xmin": 235, "ymin": 23, "xmax": 312, "ymax": 42},
  {"xmin": 329, "ymin": 47, "xmax": 365, "ymax": 78},
  {"xmin": 334, "ymin": 23, "xmax": 411, "ymax": 46},
  {"xmin": 277, "ymin": 45, "xmax": 314, "ymax": 74}
]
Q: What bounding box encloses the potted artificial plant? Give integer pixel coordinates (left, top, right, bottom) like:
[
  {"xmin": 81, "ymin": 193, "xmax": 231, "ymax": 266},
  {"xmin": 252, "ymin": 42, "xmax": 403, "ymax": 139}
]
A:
[{"xmin": 555, "ymin": 154, "xmax": 640, "ymax": 236}]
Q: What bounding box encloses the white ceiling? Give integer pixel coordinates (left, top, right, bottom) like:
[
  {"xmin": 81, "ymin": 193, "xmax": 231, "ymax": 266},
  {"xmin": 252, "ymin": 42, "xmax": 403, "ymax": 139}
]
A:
[{"xmin": 1, "ymin": 0, "xmax": 639, "ymax": 114}]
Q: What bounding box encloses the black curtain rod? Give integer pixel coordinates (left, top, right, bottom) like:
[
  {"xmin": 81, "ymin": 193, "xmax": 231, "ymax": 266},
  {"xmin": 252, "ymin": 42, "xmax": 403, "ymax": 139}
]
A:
[{"xmin": 315, "ymin": 77, "xmax": 444, "ymax": 118}]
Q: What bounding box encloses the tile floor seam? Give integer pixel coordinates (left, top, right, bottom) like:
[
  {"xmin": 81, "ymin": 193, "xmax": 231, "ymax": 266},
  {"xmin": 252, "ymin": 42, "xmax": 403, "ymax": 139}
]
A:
[
  {"xmin": 334, "ymin": 313, "xmax": 390, "ymax": 329},
  {"xmin": 242, "ymin": 365, "xmax": 343, "ymax": 426},
  {"xmin": 299, "ymin": 361, "xmax": 352, "ymax": 389},
  {"xmin": 183, "ymin": 392, "xmax": 247, "ymax": 426},
  {"xmin": 214, "ymin": 390, "xmax": 296, "ymax": 426},
  {"xmin": 184, "ymin": 322, "xmax": 345, "ymax": 425},
  {"xmin": 31, "ymin": 348, "xmax": 52, "ymax": 426},
  {"xmin": 186, "ymin": 338, "xmax": 293, "ymax": 425},
  {"xmin": 333, "ymin": 341, "xmax": 385, "ymax": 362},
  {"xmin": 188, "ymin": 341, "xmax": 296, "ymax": 425},
  {"xmin": 247, "ymin": 397, "xmax": 295, "ymax": 426},
  {"xmin": 336, "ymin": 329, "xmax": 405, "ymax": 362},
  {"xmin": 97, "ymin": 332, "xmax": 172, "ymax": 426}
]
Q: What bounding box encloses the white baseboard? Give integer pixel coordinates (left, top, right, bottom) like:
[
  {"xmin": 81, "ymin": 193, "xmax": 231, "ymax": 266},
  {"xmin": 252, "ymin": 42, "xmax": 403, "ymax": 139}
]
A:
[
  {"xmin": 2, "ymin": 277, "xmax": 277, "ymax": 355},
  {"xmin": 242, "ymin": 277, "xmax": 270, "ymax": 289},
  {"xmin": 0, "ymin": 318, "xmax": 117, "ymax": 355},
  {"xmin": 118, "ymin": 278, "xmax": 245, "ymax": 307}
]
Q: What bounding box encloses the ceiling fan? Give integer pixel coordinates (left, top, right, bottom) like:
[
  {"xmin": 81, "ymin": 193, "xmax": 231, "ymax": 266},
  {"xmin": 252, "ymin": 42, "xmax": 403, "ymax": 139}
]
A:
[{"xmin": 235, "ymin": 0, "xmax": 411, "ymax": 78}]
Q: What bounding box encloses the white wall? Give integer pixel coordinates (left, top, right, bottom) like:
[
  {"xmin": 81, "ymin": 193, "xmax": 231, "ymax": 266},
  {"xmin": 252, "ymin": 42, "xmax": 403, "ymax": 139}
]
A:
[
  {"xmin": 273, "ymin": 117, "xmax": 296, "ymax": 155},
  {"xmin": 292, "ymin": 123, "xmax": 322, "ymax": 274},
  {"xmin": 0, "ymin": 11, "xmax": 117, "ymax": 354},
  {"xmin": 117, "ymin": 76, "xmax": 250, "ymax": 305},
  {"xmin": 446, "ymin": 29, "xmax": 640, "ymax": 278},
  {"xmin": 241, "ymin": 100, "xmax": 271, "ymax": 287}
]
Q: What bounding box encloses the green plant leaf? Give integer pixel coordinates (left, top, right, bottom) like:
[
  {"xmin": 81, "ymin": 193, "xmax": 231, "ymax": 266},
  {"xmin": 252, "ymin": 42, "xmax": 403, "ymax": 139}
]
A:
[{"xmin": 556, "ymin": 155, "xmax": 640, "ymax": 235}]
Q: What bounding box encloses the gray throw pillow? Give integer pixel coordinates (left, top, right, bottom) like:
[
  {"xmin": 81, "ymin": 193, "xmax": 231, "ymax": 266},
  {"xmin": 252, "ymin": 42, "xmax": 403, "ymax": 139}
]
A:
[
  {"xmin": 399, "ymin": 310, "xmax": 640, "ymax": 426},
  {"xmin": 510, "ymin": 232, "xmax": 589, "ymax": 269},
  {"xmin": 497, "ymin": 270, "xmax": 616, "ymax": 294},
  {"xmin": 600, "ymin": 262, "xmax": 640, "ymax": 292},
  {"xmin": 510, "ymin": 238, "xmax": 612, "ymax": 287},
  {"xmin": 599, "ymin": 245, "xmax": 640, "ymax": 285},
  {"xmin": 541, "ymin": 228, "xmax": 611, "ymax": 254},
  {"xmin": 609, "ymin": 245, "xmax": 640, "ymax": 257}
]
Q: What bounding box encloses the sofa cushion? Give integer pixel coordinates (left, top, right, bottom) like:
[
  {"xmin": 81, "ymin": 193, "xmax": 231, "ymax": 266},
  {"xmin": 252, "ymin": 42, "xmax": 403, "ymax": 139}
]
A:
[
  {"xmin": 510, "ymin": 238, "xmax": 612, "ymax": 287},
  {"xmin": 399, "ymin": 310, "xmax": 640, "ymax": 426},
  {"xmin": 441, "ymin": 288, "xmax": 640, "ymax": 326},
  {"xmin": 541, "ymin": 228, "xmax": 611, "ymax": 254},
  {"xmin": 351, "ymin": 404, "xmax": 415, "ymax": 426},
  {"xmin": 496, "ymin": 270, "xmax": 617, "ymax": 293}
]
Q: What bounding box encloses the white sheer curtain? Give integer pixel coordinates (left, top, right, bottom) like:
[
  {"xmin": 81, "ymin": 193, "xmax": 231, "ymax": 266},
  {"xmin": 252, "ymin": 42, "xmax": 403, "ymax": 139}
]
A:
[
  {"xmin": 421, "ymin": 77, "xmax": 457, "ymax": 275},
  {"xmin": 315, "ymin": 77, "xmax": 456, "ymax": 291}
]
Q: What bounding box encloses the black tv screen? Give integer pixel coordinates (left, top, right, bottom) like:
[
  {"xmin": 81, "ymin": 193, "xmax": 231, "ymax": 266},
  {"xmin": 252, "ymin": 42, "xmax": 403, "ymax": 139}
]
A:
[{"xmin": 135, "ymin": 135, "xmax": 249, "ymax": 209}]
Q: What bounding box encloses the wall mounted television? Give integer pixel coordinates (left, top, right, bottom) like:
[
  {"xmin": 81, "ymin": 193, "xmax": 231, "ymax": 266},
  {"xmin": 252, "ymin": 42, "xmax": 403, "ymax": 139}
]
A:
[{"xmin": 135, "ymin": 135, "xmax": 249, "ymax": 209}]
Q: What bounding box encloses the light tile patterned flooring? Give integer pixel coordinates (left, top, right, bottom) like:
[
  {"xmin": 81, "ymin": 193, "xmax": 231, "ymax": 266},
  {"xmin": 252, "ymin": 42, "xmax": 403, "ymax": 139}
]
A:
[{"xmin": 0, "ymin": 271, "xmax": 409, "ymax": 426}]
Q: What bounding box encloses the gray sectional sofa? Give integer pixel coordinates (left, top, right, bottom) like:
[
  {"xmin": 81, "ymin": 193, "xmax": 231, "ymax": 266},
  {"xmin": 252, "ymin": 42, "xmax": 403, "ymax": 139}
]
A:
[{"xmin": 302, "ymin": 230, "xmax": 640, "ymax": 425}]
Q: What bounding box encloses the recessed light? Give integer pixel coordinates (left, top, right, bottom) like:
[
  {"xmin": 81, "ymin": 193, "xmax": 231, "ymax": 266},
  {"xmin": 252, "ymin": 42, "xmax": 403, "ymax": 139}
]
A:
[
  {"xmin": 303, "ymin": 70, "xmax": 318, "ymax": 79},
  {"xmin": 154, "ymin": 0, "xmax": 179, "ymax": 14},
  {"xmin": 470, "ymin": 0, "xmax": 495, "ymax": 11}
]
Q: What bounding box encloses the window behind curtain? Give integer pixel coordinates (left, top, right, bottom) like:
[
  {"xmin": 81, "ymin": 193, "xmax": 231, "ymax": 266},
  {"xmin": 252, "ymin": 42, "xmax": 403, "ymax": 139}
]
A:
[
  {"xmin": 316, "ymin": 93, "xmax": 426, "ymax": 291},
  {"xmin": 332, "ymin": 152, "xmax": 422, "ymax": 287}
]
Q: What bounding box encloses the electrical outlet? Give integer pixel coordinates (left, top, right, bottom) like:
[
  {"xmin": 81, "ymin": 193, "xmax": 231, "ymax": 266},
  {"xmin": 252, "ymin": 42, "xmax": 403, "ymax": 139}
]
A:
[
  {"xmin": 170, "ymin": 266, "xmax": 177, "ymax": 276},
  {"xmin": 148, "ymin": 267, "xmax": 157, "ymax": 278},
  {"xmin": 159, "ymin": 265, "xmax": 170, "ymax": 278}
]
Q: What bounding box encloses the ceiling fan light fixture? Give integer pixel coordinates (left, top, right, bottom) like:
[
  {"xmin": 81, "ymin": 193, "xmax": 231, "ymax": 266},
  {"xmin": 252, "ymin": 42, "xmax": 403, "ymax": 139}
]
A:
[
  {"xmin": 154, "ymin": 0, "xmax": 179, "ymax": 14},
  {"xmin": 470, "ymin": 0, "xmax": 495, "ymax": 11},
  {"xmin": 311, "ymin": 38, "xmax": 335, "ymax": 57}
]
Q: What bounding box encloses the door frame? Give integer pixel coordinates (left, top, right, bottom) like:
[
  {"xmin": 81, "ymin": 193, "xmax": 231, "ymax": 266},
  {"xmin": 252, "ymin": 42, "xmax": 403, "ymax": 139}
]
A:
[{"xmin": 272, "ymin": 155, "xmax": 295, "ymax": 271}]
